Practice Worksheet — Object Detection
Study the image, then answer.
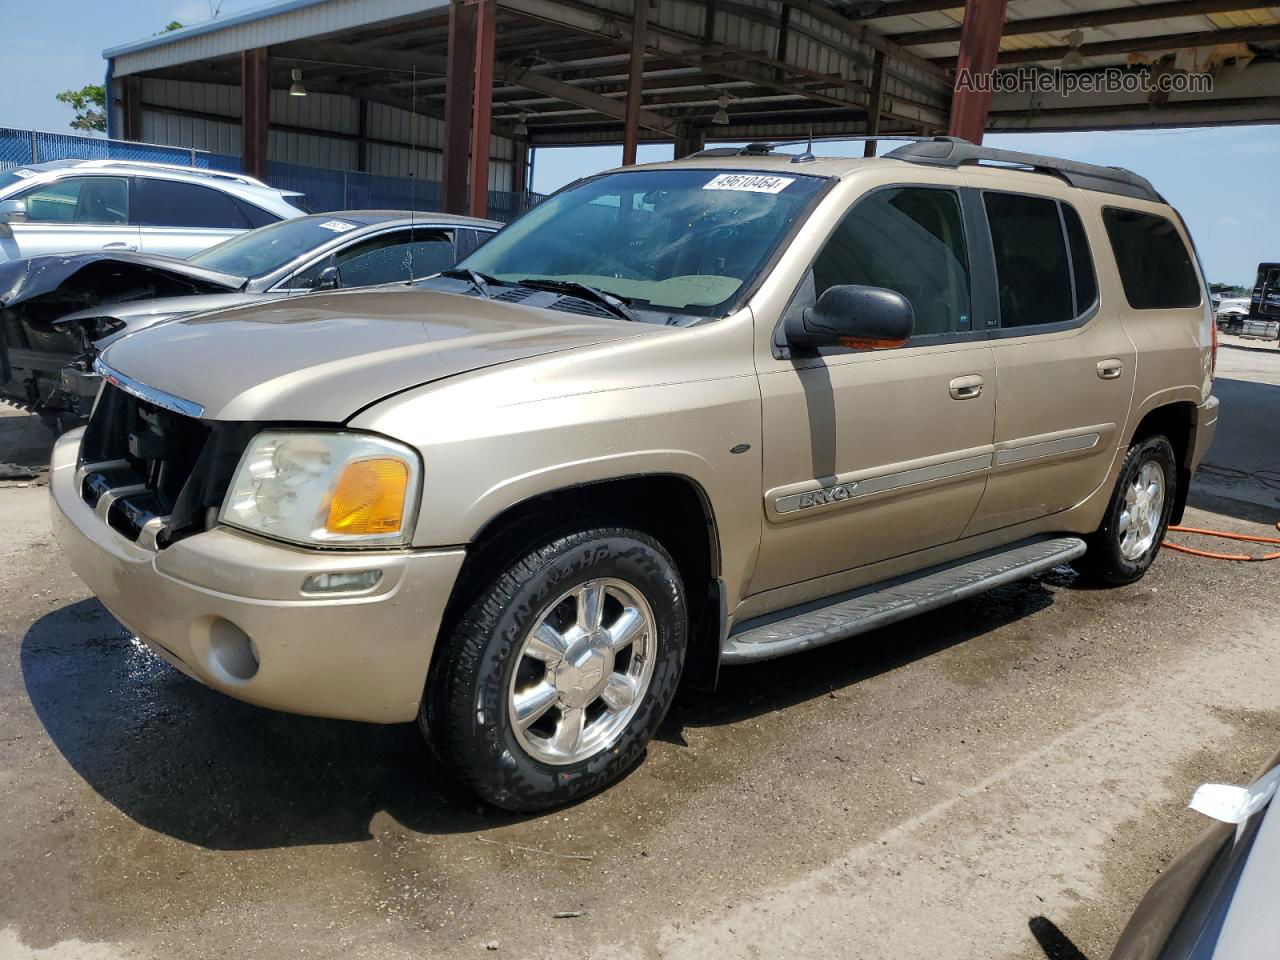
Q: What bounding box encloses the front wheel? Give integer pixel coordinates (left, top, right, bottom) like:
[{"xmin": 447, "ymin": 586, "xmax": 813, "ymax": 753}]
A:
[
  {"xmin": 423, "ymin": 527, "xmax": 687, "ymax": 811},
  {"xmin": 1077, "ymin": 435, "xmax": 1177, "ymax": 586}
]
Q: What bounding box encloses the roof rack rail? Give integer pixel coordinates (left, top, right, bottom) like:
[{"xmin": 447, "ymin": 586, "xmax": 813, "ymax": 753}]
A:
[
  {"xmin": 884, "ymin": 136, "xmax": 1162, "ymax": 203},
  {"xmin": 74, "ymin": 158, "xmax": 267, "ymax": 187}
]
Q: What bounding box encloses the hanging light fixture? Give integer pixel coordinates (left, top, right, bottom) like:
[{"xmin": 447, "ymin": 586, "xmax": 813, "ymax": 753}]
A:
[
  {"xmin": 289, "ymin": 67, "xmax": 308, "ymax": 97},
  {"xmin": 712, "ymin": 93, "xmax": 731, "ymax": 126},
  {"xmin": 1060, "ymin": 30, "xmax": 1086, "ymax": 70},
  {"xmin": 514, "ymin": 113, "xmax": 529, "ymax": 137}
]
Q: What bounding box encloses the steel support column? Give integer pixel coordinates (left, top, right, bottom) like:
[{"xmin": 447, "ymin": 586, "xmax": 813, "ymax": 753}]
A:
[
  {"xmin": 947, "ymin": 0, "xmax": 1008, "ymax": 144},
  {"xmin": 512, "ymin": 140, "xmax": 528, "ymax": 194},
  {"xmin": 863, "ymin": 49, "xmax": 885, "ymax": 156},
  {"xmin": 240, "ymin": 48, "xmax": 270, "ymax": 182},
  {"xmin": 468, "ymin": 0, "xmax": 497, "ymax": 218},
  {"xmin": 674, "ymin": 124, "xmax": 704, "ymax": 158},
  {"xmin": 443, "ymin": 0, "xmax": 477, "ymax": 215},
  {"xmin": 622, "ymin": 0, "xmax": 648, "ymax": 166},
  {"xmin": 122, "ymin": 77, "xmax": 143, "ymax": 142}
]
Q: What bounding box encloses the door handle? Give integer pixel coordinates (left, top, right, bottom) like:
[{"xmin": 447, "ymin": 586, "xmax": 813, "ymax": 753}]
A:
[
  {"xmin": 1097, "ymin": 359, "xmax": 1124, "ymax": 380},
  {"xmin": 949, "ymin": 375, "xmax": 985, "ymax": 400},
  {"xmin": 102, "ymin": 242, "xmax": 138, "ymax": 251}
]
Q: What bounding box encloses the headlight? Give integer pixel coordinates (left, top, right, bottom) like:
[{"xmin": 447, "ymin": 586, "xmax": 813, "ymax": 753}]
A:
[{"xmin": 219, "ymin": 431, "xmax": 421, "ymax": 547}]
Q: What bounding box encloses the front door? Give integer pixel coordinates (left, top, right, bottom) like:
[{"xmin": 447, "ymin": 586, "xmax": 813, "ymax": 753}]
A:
[
  {"xmin": 963, "ymin": 190, "xmax": 1136, "ymax": 535},
  {"xmin": 10, "ymin": 175, "xmax": 139, "ymax": 256},
  {"xmin": 753, "ymin": 184, "xmax": 997, "ymax": 596}
]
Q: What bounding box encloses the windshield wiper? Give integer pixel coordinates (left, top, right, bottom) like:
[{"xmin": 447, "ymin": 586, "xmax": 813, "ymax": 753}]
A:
[
  {"xmin": 514, "ymin": 278, "xmax": 637, "ymax": 322},
  {"xmin": 438, "ymin": 267, "xmax": 501, "ymax": 298}
]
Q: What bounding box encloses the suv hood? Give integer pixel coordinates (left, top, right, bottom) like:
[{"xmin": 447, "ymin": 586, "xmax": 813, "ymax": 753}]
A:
[{"xmin": 99, "ymin": 288, "xmax": 656, "ymax": 422}]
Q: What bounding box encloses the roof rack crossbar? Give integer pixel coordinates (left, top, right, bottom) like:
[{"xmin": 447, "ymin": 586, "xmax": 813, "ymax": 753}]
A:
[{"xmin": 884, "ymin": 137, "xmax": 1162, "ymax": 203}]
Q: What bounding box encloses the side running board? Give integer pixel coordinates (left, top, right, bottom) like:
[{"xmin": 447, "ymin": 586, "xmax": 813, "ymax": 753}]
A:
[{"xmin": 723, "ymin": 536, "xmax": 1086, "ymax": 664}]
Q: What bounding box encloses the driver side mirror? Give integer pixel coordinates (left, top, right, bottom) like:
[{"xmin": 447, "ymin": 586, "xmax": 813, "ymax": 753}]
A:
[
  {"xmin": 785, "ymin": 284, "xmax": 913, "ymax": 351},
  {"xmin": 311, "ymin": 264, "xmax": 340, "ymax": 291},
  {"xmin": 0, "ymin": 199, "xmax": 28, "ymax": 224}
]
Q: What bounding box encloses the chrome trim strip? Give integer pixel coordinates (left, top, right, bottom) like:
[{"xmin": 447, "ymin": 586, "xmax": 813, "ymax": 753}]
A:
[
  {"xmin": 994, "ymin": 432, "xmax": 1100, "ymax": 466},
  {"xmin": 93, "ymin": 357, "xmax": 205, "ymax": 418},
  {"xmin": 75, "ymin": 459, "xmax": 129, "ymax": 489},
  {"xmin": 137, "ymin": 516, "xmax": 170, "ymax": 552},
  {"xmin": 775, "ymin": 453, "xmax": 993, "ymax": 515},
  {"xmin": 94, "ymin": 484, "xmax": 146, "ymax": 524}
]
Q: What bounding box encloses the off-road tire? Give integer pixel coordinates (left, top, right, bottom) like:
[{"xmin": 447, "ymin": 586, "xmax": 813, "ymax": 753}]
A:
[
  {"xmin": 1076, "ymin": 435, "xmax": 1178, "ymax": 586},
  {"xmin": 422, "ymin": 527, "xmax": 687, "ymax": 811}
]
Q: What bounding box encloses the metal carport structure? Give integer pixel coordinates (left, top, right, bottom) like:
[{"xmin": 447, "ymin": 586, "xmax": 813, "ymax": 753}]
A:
[{"xmin": 102, "ymin": 0, "xmax": 1280, "ymax": 217}]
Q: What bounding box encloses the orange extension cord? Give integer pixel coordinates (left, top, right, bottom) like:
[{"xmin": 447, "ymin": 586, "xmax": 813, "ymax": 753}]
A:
[{"xmin": 1163, "ymin": 523, "xmax": 1280, "ymax": 562}]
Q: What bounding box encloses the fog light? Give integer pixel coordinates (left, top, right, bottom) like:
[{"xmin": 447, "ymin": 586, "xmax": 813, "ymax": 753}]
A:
[{"xmin": 302, "ymin": 570, "xmax": 382, "ymax": 594}]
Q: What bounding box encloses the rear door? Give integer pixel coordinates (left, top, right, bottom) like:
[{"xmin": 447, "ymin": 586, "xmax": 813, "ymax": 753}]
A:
[
  {"xmin": 133, "ymin": 178, "xmax": 253, "ymax": 257},
  {"xmin": 9, "ymin": 175, "xmax": 139, "ymax": 256},
  {"xmin": 963, "ymin": 188, "xmax": 1136, "ymax": 536}
]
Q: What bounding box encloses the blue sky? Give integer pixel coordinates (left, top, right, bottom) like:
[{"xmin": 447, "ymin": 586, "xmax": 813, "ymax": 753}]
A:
[{"xmin": 4, "ymin": 0, "xmax": 1277, "ymax": 285}]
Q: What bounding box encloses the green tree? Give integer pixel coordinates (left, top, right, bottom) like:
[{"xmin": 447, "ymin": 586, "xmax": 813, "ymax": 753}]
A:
[
  {"xmin": 55, "ymin": 84, "xmax": 106, "ymax": 133},
  {"xmin": 163, "ymin": 20, "xmax": 184, "ymax": 31}
]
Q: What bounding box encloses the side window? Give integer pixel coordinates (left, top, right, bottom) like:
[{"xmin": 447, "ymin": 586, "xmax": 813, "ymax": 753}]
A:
[
  {"xmin": 19, "ymin": 176, "xmax": 128, "ymax": 224},
  {"xmin": 1062, "ymin": 203, "xmax": 1098, "ymax": 313},
  {"xmin": 133, "ymin": 179, "xmax": 250, "ymax": 229},
  {"xmin": 812, "ymin": 187, "xmax": 971, "ymax": 338},
  {"xmin": 336, "ymin": 229, "xmax": 456, "ymax": 287},
  {"xmin": 984, "ymin": 192, "xmax": 1074, "ymax": 328},
  {"xmin": 235, "ymin": 199, "xmax": 280, "ymax": 229},
  {"xmin": 455, "ymin": 228, "xmax": 494, "ymax": 261},
  {"xmin": 1102, "ymin": 207, "xmax": 1200, "ymax": 309}
]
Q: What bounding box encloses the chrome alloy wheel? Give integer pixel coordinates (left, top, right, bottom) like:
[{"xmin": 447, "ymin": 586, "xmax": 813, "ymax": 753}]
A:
[
  {"xmin": 508, "ymin": 578, "xmax": 656, "ymax": 766},
  {"xmin": 1118, "ymin": 461, "xmax": 1165, "ymax": 561}
]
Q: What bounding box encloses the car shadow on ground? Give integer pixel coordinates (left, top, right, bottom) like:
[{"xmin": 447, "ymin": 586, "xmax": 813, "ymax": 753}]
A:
[
  {"xmin": 24, "ymin": 576, "xmax": 1059, "ymax": 851},
  {"xmin": 663, "ymin": 576, "xmax": 1056, "ymax": 735}
]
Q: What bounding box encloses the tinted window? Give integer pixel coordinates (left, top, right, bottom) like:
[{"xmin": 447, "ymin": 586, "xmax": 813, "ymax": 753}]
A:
[
  {"xmin": 336, "ymin": 230, "xmax": 455, "ymax": 286},
  {"xmin": 1102, "ymin": 207, "xmax": 1200, "ymax": 309},
  {"xmin": 288, "ymin": 229, "xmax": 457, "ymax": 289},
  {"xmin": 455, "ymin": 228, "xmax": 494, "ymax": 261},
  {"xmin": 19, "ymin": 176, "xmax": 128, "ymax": 224},
  {"xmin": 235, "ymin": 199, "xmax": 280, "ymax": 229},
  {"xmin": 985, "ymin": 192, "xmax": 1073, "ymax": 328},
  {"xmin": 1062, "ymin": 203, "xmax": 1097, "ymax": 313},
  {"xmin": 812, "ymin": 186, "xmax": 970, "ymax": 337},
  {"xmin": 134, "ymin": 179, "xmax": 250, "ymax": 229}
]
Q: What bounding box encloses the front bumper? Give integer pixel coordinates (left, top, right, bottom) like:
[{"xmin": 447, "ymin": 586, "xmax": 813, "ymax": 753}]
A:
[{"xmin": 49, "ymin": 428, "xmax": 465, "ymax": 723}]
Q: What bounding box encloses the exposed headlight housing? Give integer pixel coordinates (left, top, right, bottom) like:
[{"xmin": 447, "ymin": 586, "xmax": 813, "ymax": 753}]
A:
[{"xmin": 219, "ymin": 431, "xmax": 421, "ymax": 547}]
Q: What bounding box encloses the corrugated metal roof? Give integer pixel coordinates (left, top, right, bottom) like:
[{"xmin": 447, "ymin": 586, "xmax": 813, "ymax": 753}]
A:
[{"xmin": 108, "ymin": 0, "xmax": 451, "ymax": 77}]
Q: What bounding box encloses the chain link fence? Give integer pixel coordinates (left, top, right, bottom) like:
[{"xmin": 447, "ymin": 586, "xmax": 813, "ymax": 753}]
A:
[{"xmin": 1, "ymin": 127, "xmax": 543, "ymax": 223}]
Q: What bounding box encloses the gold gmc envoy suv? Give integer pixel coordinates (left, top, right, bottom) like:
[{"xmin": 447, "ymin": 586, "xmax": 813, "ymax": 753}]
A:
[{"xmin": 50, "ymin": 139, "xmax": 1219, "ymax": 810}]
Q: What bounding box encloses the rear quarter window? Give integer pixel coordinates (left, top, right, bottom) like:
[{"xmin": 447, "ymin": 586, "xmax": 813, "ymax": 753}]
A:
[{"xmin": 1102, "ymin": 207, "xmax": 1200, "ymax": 309}]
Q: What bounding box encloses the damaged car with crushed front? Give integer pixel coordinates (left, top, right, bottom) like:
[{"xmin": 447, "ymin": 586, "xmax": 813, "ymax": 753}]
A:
[{"xmin": 50, "ymin": 143, "xmax": 1218, "ymax": 811}]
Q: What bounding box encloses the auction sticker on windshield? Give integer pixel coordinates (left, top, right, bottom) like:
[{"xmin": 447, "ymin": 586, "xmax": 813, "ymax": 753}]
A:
[
  {"xmin": 318, "ymin": 219, "xmax": 358, "ymax": 233},
  {"xmin": 703, "ymin": 173, "xmax": 795, "ymax": 194}
]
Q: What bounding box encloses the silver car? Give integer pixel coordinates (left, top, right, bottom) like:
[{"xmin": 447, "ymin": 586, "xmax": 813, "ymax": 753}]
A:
[
  {"xmin": 0, "ymin": 210, "xmax": 500, "ymax": 424},
  {"xmin": 0, "ymin": 159, "xmax": 308, "ymax": 261}
]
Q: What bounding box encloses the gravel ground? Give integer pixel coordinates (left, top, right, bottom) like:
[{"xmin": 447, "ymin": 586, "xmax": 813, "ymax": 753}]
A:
[{"xmin": 0, "ymin": 345, "xmax": 1277, "ymax": 960}]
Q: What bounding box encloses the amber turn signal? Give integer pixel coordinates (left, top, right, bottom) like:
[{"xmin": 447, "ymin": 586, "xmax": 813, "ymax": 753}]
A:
[{"xmin": 325, "ymin": 457, "xmax": 410, "ymax": 535}]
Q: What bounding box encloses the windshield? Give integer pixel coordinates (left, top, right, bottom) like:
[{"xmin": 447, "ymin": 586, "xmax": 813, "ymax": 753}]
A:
[
  {"xmin": 458, "ymin": 168, "xmax": 827, "ymax": 317},
  {"xmin": 188, "ymin": 215, "xmax": 366, "ymax": 278}
]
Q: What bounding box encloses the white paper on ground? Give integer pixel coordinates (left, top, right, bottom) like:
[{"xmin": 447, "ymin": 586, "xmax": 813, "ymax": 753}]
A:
[{"xmin": 1189, "ymin": 765, "xmax": 1280, "ymax": 824}]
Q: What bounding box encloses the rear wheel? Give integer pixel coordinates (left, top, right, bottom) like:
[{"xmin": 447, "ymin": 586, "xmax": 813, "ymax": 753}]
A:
[
  {"xmin": 423, "ymin": 527, "xmax": 687, "ymax": 811},
  {"xmin": 1077, "ymin": 435, "xmax": 1177, "ymax": 585}
]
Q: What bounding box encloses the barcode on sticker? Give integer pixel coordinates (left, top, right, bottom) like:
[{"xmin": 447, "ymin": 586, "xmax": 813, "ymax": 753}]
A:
[
  {"xmin": 703, "ymin": 173, "xmax": 795, "ymax": 194},
  {"xmin": 319, "ymin": 219, "xmax": 357, "ymax": 233}
]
